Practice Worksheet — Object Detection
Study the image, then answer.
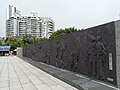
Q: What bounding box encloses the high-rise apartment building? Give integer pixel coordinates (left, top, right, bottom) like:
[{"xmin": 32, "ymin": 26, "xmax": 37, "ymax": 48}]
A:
[
  {"xmin": 8, "ymin": 5, "xmax": 12, "ymax": 19},
  {"xmin": 7, "ymin": 5, "xmax": 21, "ymax": 19},
  {"xmin": 6, "ymin": 17, "xmax": 19, "ymax": 37},
  {"xmin": 18, "ymin": 16, "xmax": 41, "ymax": 38},
  {"xmin": 41, "ymin": 17, "xmax": 54, "ymax": 38},
  {"xmin": 6, "ymin": 5, "xmax": 55, "ymax": 38}
]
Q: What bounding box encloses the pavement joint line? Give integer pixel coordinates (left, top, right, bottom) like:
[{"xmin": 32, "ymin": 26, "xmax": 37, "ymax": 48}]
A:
[
  {"xmin": 17, "ymin": 57, "xmax": 54, "ymax": 90},
  {"xmin": 0, "ymin": 57, "xmax": 5, "ymax": 79},
  {"xmin": 21, "ymin": 62, "xmax": 69, "ymax": 90},
  {"xmin": 20, "ymin": 57, "xmax": 81, "ymax": 90},
  {"xmin": 22, "ymin": 56, "xmax": 120, "ymax": 90},
  {"xmin": 18, "ymin": 57, "xmax": 77, "ymax": 90},
  {"xmin": 18, "ymin": 57, "xmax": 73, "ymax": 90},
  {"xmin": 10, "ymin": 57, "xmax": 24, "ymax": 90},
  {"xmin": 0, "ymin": 56, "xmax": 80, "ymax": 90},
  {"xmin": 14, "ymin": 57, "xmax": 39, "ymax": 90},
  {"xmin": 7, "ymin": 57, "xmax": 10, "ymax": 90}
]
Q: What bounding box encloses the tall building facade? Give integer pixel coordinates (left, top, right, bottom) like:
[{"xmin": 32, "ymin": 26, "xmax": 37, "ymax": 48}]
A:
[
  {"xmin": 6, "ymin": 17, "xmax": 19, "ymax": 37},
  {"xmin": 41, "ymin": 17, "xmax": 54, "ymax": 38},
  {"xmin": 6, "ymin": 5, "xmax": 55, "ymax": 38},
  {"xmin": 7, "ymin": 5, "xmax": 21, "ymax": 19},
  {"xmin": 18, "ymin": 16, "xmax": 41, "ymax": 38}
]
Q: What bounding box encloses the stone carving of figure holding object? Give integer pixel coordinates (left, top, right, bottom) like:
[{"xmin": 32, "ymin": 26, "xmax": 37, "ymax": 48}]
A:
[{"xmin": 86, "ymin": 35, "xmax": 107, "ymax": 80}]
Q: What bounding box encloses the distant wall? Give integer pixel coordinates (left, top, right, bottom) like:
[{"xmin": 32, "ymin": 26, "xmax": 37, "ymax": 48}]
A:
[
  {"xmin": 17, "ymin": 47, "xmax": 23, "ymax": 58},
  {"xmin": 23, "ymin": 21, "xmax": 117, "ymax": 85}
]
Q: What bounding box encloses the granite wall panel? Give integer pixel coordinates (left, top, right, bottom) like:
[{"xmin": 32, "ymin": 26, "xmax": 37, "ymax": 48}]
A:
[{"xmin": 23, "ymin": 21, "xmax": 117, "ymax": 85}]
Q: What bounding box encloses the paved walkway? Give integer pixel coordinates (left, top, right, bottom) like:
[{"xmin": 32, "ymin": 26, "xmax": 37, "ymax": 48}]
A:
[{"xmin": 0, "ymin": 56, "xmax": 78, "ymax": 90}]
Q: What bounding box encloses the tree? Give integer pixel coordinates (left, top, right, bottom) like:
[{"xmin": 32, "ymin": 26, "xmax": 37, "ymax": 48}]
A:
[
  {"xmin": 35, "ymin": 38, "xmax": 41, "ymax": 43},
  {"xmin": 49, "ymin": 27, "xmax": 78, "ymax": 39},
  {"xmin": 28, "ymin": 37, "xmax": 35, "ymax": 44},
  {"xmin": 17, "ymin": 38, "xmax": 25, "ymax": 47},
  {"xmin": 6, "ymin": 36, "xmax": 15, "ymax": 45},
  {"xmin": 41, "ymin": 37, "xmax": 47, "ymax": 42},
  {"xmin": 6, "ymin": 36, "xmax": 18, "ymax": 50},
  {"xmin": 0, "ymin": 39, "xmax": 2, "ymax": 45},
  {"xmin": 21, "ymin": 34, "xmax": 36, "ymax": 45},
  {"xmin": 22, "ymin": 35, "xmax": 30, "ymax": 45}
]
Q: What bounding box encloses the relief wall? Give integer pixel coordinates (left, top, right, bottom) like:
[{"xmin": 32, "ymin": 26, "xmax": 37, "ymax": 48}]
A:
[{"xmin": 23, "ymin": 22, "xmax": 116, "ymax": 85}]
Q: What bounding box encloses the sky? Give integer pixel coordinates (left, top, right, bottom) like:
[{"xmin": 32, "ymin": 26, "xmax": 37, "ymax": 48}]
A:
[{"xmin": 1, "ymin": 0, "xmax": 120, "ymax": 37}]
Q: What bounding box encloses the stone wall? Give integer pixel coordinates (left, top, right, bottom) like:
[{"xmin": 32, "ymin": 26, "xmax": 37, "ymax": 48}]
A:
[
  {"xmin": 23, "ymin": 21, "xmax": 117, "ymax": 85},
  {"xmin": 115, "ymin": 20, "xmax": 120, "ymax": 87},
  {"xmin": 17, "ymin": 47, "xmax": 23, "ymax": 58}
]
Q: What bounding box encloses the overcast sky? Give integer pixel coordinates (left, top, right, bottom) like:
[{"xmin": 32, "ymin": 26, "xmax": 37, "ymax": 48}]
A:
[{"xmin": 1, "ymin": 0, "xmax": 120, "ymax": 37}]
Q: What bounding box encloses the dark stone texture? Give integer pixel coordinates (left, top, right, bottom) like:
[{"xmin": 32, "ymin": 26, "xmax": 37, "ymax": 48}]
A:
[{"xmin": 23, "ymin": 21, "xmax": 117, "ymax": 85}]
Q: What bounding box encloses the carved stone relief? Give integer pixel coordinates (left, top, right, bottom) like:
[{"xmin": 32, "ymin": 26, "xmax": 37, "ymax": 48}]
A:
[
  {"xmin": 55, "ymin": 41, "xmax": 67, "ymax": 68},
  {"xmin": 86, "ymin": 35, "xmax": 107, "ymax": 80},
  {"xmin": 70, "ymin": 50, "xmax": 79, "ymax": 72},
  {"xmin": 43, "ymin": 51, "xmax": 50, "ymax": 64}
]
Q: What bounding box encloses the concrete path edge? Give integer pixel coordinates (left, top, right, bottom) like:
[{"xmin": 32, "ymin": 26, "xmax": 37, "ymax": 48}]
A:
[{"xmin": 18, "ymin": 56, "xmax": 119, "ymax": 90}]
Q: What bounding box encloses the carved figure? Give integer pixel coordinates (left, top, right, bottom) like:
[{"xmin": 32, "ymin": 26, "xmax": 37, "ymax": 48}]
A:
[
  {"xmin": 43, "ymin": 51, "xmax": 50, "ymax": 64},
  {"xmin": 38, "ymin": 43, "xmax": 43, "ymax": 49},
  {"xmin": 70, "ymin": 51, "xmax": 79, "ymax": 72},
  {"xmin": 86, "ymin": 35, "xmax": 107, "ymax": 80},
  {"xmin": 55, "ymin": 41, "xmax": 67, "ymax": 68}
]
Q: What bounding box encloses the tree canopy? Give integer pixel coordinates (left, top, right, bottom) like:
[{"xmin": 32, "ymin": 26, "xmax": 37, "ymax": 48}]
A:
[
  {"xmin": 0, "ymin": 39, "xmax": 2, "ymax": 45},
  {"xmin": 49, "ymin": 27, "xmax": 78, "ymax": 39}
]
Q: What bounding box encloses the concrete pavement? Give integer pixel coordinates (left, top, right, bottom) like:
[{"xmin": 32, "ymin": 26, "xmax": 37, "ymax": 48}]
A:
[{"xmin": 0, "ymin": 56, "xmax": 78, "ymax": 90}]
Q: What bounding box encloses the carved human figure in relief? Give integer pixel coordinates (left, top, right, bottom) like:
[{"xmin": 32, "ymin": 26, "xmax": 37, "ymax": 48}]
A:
[
  {"xmin": 44, "ymin": 51, "xmax": 50, "ymax": 64},
  {"xmin": 56, "ymin": 41, "xmax": 67, "ymax": 68},
  {"xmin": 86, "ymin": 35, "xmax": 107, "ymax": 80},
  {"xmin": 70, "ymin": 50, "xmax": 79, "ymax": 72}
]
